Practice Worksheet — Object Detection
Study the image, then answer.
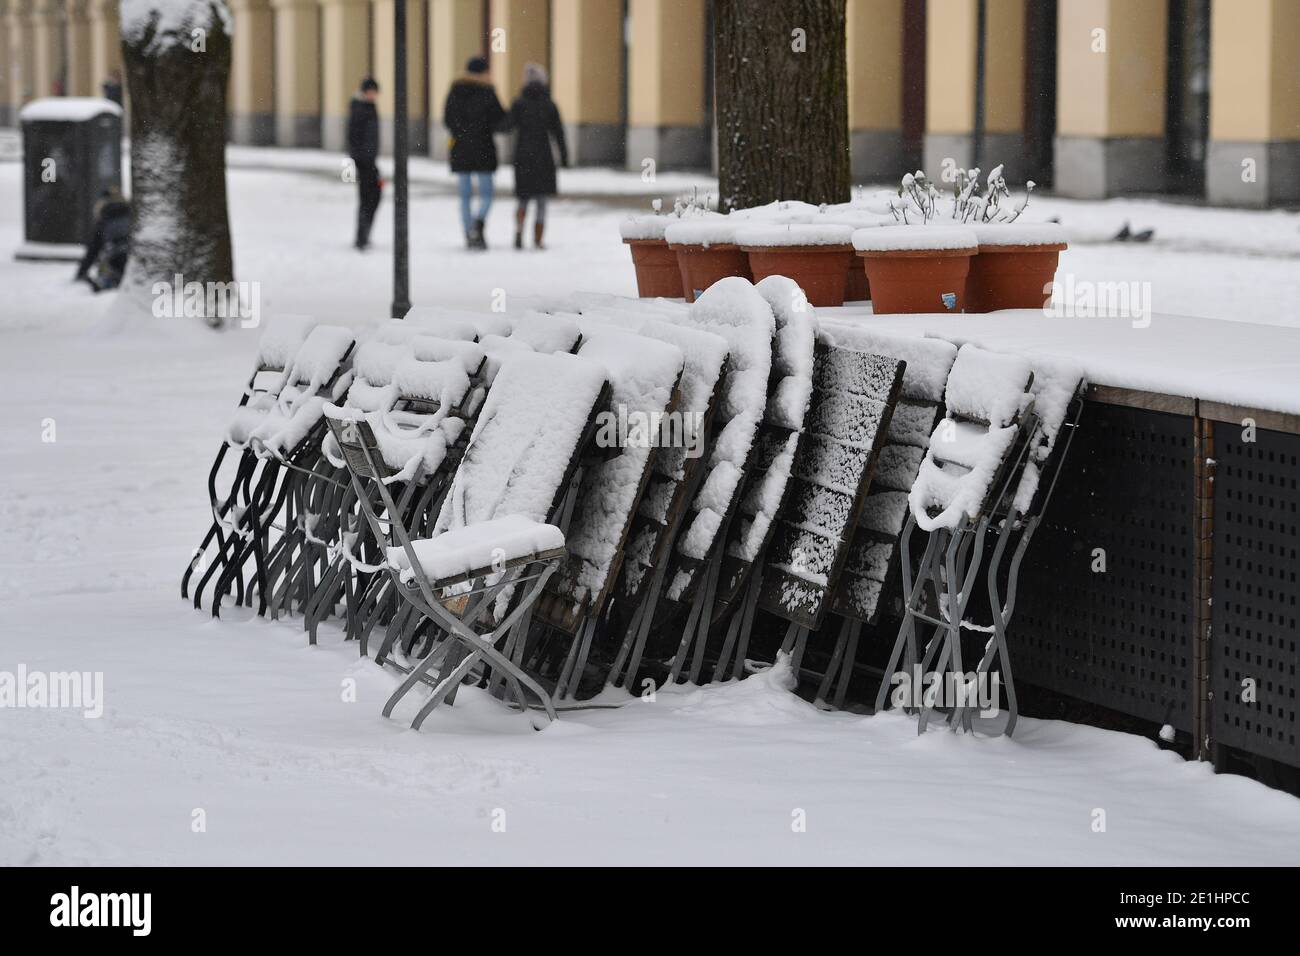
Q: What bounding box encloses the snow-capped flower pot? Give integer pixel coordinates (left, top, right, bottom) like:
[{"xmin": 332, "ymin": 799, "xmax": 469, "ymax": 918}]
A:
[
  {"xmin": 664, "ymin": 220, "xmax": 752, "ymax": 303},
  {"xmin": 735, "ymin": 224, "xmax": 855, "ymax": 307},
  {"xmin": 852, "ymin": 225, "xmax": 978, "ymax": 314},
  {"xmin": 619, "ymin": 216, "xmax": 684, "ymax": 298},
  {"xmin": 845, "ymin": 256, "xmax": 871, "ymax": 302},
  {"xmin": 965, "ymin": 223, "xmax": 1068, "ymax": 313},
  {"xmin": 820, "ymin": 210, "xmax": 891, "ymax": 304}
]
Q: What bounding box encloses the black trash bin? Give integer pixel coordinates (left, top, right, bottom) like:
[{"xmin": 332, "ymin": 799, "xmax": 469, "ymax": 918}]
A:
[{"xmin": 17, "ymin": 97, "xmax": 123, "ymax": 261}]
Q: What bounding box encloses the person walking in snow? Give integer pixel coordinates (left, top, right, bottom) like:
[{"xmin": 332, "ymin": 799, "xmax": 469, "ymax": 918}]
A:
[
  {"xmin": 347, "ymin": 76, "xmax": 382, "ymax": 251},
  {"xmin": 503, "ymin": 63, "xmax": 568, "ymax": 250},
  {"xmin": 443, "ymin": 56, "xmax": 506, "ymax": 250}
]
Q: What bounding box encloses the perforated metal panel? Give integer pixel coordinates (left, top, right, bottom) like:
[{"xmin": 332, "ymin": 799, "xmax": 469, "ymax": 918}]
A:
[
  {"xmin": 1012, "ymin": 402, "xmax": 1193, "ymax": 730},
  {"xmin": 1210, "ymin": 427, "xmax": 1300, "ymax": 765}
]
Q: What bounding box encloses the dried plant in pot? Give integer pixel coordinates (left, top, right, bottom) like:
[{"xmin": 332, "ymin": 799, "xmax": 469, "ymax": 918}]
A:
[
  {"xmin": 852, "ymin": 225, "xmax": 978, "ymax": 314},
  {"xmin": 664, "ymin": 220, "xmax": 752, "ymax": 303},
  {"xmin": 735, "ymin": 223, "xmax": 855, "ymax": 307},
  {"xmin": 944, "ymin": 164, "xmax": 1064, "ymax": 312},
  {"xmin": 965, "ymin": 223, "xmax": 1068, "ymax": 312}
]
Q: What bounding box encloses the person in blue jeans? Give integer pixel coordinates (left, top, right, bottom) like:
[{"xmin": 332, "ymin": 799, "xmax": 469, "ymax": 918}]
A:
[{"xmin": 442, "ymin": 56, "xmax": 506, "ymax": 250}]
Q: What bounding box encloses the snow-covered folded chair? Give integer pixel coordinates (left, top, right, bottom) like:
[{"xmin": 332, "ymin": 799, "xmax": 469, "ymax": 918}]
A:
[
  {"xmin": 184, "ymin": 315, "xmax": 317, "ymax": 607},
  {"xmin": 331, "ymin": 350, "xmax": 610, "ymax": 729},
  {"xmin": 875, "ymin": 343, "xmax": 1038, "ymax": 735},
  {"xmin": 821, "ymin": 328, "xmax": 958, "ymax": 630},
  {"xmin": 702, "ymin": 276, "xmax": 817, "ymax": 685},
  {"xmin": 642, "ymin": 278, "xmax": 774, "ymax": 684},
  {"xmin": 567, "ymin": 312, "xmax": 729, "ymax": 693},
  {"xmin": 525, "ymin": 321, "xmax": 686, "ymax": 699},
  {"xmin": 975, "ymin": 359, "xmax": 1085, "ymax": 736},
  {"xmin": 300, "ymin": 340, "xmax": 480, "ymax": 645},
  {"xmin": 756, "ymin": 343, "xmax": 905, "ymax": 704},
  {"xmin": 185, "ymin": 319, "xmax": 355, "ymax": 618}
]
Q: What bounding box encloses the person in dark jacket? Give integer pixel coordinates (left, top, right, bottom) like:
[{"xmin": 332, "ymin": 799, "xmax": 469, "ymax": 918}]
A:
[
  {"xmin": 347, "ymin": 76, "xmax": 382, "ymax": 251},
  {"xmin": 75, "ymin": 188, "xmax": 131, "ymax": 292},
  {"xmin": 504, "ymin": 63, "xmax": 568, "ymax": 250},
  {"xmin": 102, "ymin": 69, "xmax": 123, "ymax": 108},
  {"xmin": 443, "ymin": 56, "xmax": 506, "ymax": 249}
]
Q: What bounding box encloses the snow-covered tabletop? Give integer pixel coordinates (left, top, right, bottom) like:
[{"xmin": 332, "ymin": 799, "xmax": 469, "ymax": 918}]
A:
[{"xmin": 821, "ymin": 310, "xmax": 1300, "ymax": 417}]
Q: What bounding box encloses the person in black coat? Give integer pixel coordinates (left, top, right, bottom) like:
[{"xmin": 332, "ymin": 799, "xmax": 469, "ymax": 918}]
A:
[
  {"xmin": 75, "ymin": 188, "xmax": 131, "ymax": 292},
  {"xmin": 347, "ymin": 77, "xmax": 382, "ymax": 251},
  {"xmin": 503, "ymin": 63, "xmax": 568, "ymax": 250},
  {"xmin": 443, "ymin": 56, "xmax": 507, "ymax": 250},
  {"xmin": 102, "ymin": 69, "xmax": 123, "ymax": 108}
]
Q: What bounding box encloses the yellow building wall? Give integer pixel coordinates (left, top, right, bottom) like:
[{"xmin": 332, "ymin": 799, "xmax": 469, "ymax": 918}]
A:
[
  {"xmin": 627, "ymin": 0, "xmax": 705, "ymax": 127},
  {"xmin": 847, "ymin": 0, "xmax": 903, "ymax": 131},
  {"xmin": 551, "ymin": 0, "xmax": 622, "ymax": 125}
]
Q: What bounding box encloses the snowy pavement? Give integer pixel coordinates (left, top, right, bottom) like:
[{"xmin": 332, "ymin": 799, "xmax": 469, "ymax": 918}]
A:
[{"xmin": 3, "ymin": 147, "xmax": 1300, "ymax": 865}]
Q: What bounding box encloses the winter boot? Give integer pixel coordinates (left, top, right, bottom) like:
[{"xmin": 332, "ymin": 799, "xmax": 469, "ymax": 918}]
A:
[
  {"xmin": 472, "ymin": 218, "xmax": 488, "ymax": 250},
  {"xmin": 533, "ymin": 221, "xmax": 546, "ymax": 250},
  {"xmin": 514, "ymin": 207, "xmax": 526, "ymax": 249}
]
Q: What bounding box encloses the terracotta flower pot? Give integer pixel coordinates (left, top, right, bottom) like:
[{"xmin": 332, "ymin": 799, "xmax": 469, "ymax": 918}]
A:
[
  {"xmin": 858, "ymin": 251, "xmax": 974, "ymax": 314},
  {"xmin": 852, "ymin": 225, "xmax": 979, "ymax": 315},
  {"xmin": 965, "ymin": 225, "xmax": 1068, "ymax": 312},
  {"xmin": 845, "ymin": 255, "xmax": 871, "ymax": 302},
  {"xmin": 743, "ymin": 245, "xmax": 854, "ymax": 307},
  {"xmin": 623, "ymin": 238, "xmax": 684, "ymax": 299},
  {"xmin": 668, "ymin": 243, "xmax": 752, "ymax": 303}
]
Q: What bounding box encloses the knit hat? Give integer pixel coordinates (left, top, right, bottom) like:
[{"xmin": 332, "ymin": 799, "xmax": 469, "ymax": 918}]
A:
[
  {"xmin": 466, "ymin": 56, "xmax": 489, "ymax": 75},
  {"xmin": 523, "ymin": 62, "xmax": 548, "ymax": 86}
]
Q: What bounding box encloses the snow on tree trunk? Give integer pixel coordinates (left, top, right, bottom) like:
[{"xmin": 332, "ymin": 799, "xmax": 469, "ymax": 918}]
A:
[
  {"xmin": 714, "ymin": 0, "xmax": 851, "ymax": 210},
  {"xmin": 121, "ymin": 1, "xmax": 234, "ymax": 321}
]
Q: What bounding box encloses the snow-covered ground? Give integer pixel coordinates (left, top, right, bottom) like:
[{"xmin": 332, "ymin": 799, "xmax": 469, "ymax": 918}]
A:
[{"xmin": 3, "ymin": 142, "xmax": 1300, "ymax": 866}]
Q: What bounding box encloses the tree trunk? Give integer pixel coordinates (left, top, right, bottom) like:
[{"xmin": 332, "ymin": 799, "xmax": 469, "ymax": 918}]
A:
[
  {"xmin": 714, "ymin": 0, "xmax": 851, "ymax": 210},
  {"xmin": 121, "ymin": 2, "xmax": 234, "ymax": 319}
]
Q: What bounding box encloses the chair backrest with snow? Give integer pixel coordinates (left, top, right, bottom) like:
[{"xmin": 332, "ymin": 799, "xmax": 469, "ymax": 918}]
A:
[
  {"xmin": 434, "ymin": 350, "xmax": 611, "ymax": 540},
  {"xmin": 530, "ymin": 321, "xmax": 686, "ymax": 633},
  {"xmin": 823, "ymin": 329, "xmax": 959, "ymax": 625},
  {"xmin": 715, "ymin": 275, "xmax": 817, "ymax": 614},
  {"xmin": 1005, "ymin": 359, "xmax": 1086, "ymax": 522},
  {"xmin": 655, "ymin": 277, "xmax": 777, "ymax": 608},
  {"xmin": 565, "ymin": 307, "xmax": 730, "ymax": 610},
  {"xmin": 236, "ymin": 324, "xmax": 356, "ymax": 460},
  {"xmin": 225, "ymin": 320, "xmax": 355, "ymax": 455},
  {"xmin": 908, "ymin": 344, "xmax": 1036, "ymax": 532},
  {"xmin": 759, "ymin": 342, "xmax": 906, "ymax": 630}
]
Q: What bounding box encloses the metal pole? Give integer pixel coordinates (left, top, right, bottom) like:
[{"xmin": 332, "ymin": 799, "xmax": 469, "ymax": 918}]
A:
[
  {"xmin": 972, "ymin": 0, "xmax": 987, "ymax": 172},
  {"xmin": 391, "ymin": 0, "xmax": 411, "ymax": 318}
]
